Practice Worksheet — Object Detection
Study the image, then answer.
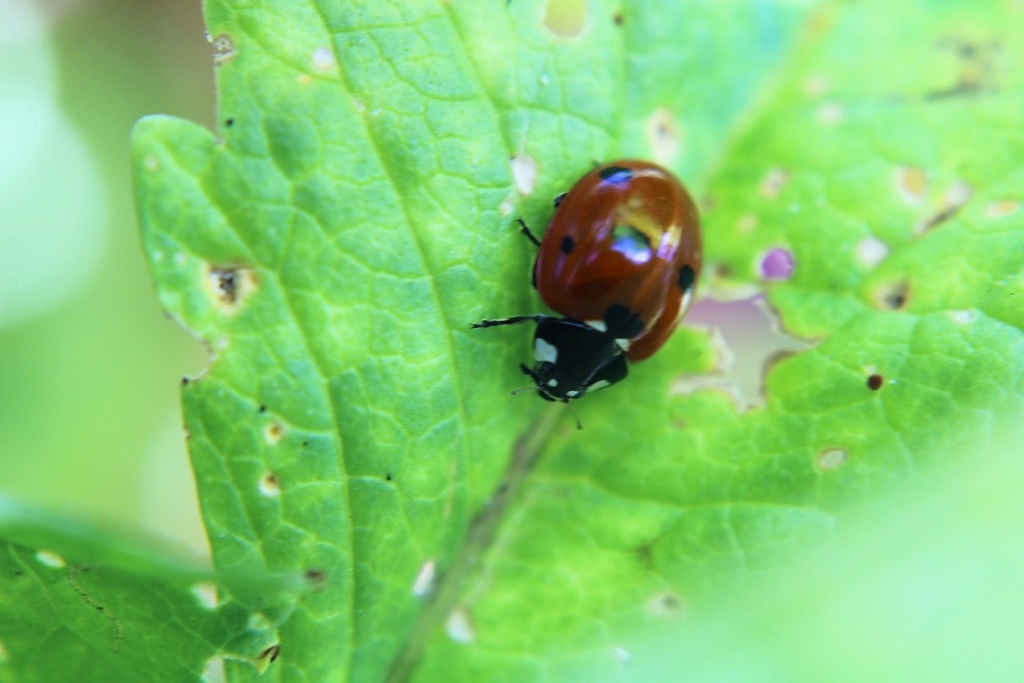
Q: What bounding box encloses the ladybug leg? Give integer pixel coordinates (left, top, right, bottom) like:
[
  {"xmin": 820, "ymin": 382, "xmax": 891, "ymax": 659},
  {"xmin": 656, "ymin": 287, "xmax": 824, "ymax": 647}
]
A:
[
  {"xmin": 516, "ymin": 218, "xmax": 541, "ymax": 247},
  {"xmin": 471, "ymin": 315, "xmax": 550, "ymax": 329},
  {"xmin": 552, "ymin": 192, "xmax": 567, "ymax": 209},
  {"xmin": 519, "ymin": 363, "xmax": 539, "ymax": 381}
]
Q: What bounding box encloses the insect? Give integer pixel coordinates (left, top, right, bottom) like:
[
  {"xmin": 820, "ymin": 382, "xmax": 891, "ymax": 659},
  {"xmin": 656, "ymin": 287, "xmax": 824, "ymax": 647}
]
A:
[{"xmin": 473, "ymin": 160, "xmax": 702, "ymax": 402}]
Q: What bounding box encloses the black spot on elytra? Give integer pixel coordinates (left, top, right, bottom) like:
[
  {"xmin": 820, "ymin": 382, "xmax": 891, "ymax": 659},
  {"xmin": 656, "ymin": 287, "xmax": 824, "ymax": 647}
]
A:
[
  {"xmin": 604, "ymin": 303, "xmax": 645, "ymax": 338},
  {"xmin": 560, "ymin": 235, "xmax": 575, "ymax": 254},
  {"xmin": 677, "ymin": 264, "xmax": 696, "ymax": 292},
  {"xmin": 599, "ymin": 166, "xmax": 635, "ymax": 184}
]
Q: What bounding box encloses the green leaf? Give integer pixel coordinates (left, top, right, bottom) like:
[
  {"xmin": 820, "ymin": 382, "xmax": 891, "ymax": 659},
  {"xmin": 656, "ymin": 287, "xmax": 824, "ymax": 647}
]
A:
[
  {"xmin": 0, "ymin": 501, "xmax": 284, "ymax": 682},
  {"xmin": 131, "ymin": 0, "xmax": 1024, "ymax": 681}
]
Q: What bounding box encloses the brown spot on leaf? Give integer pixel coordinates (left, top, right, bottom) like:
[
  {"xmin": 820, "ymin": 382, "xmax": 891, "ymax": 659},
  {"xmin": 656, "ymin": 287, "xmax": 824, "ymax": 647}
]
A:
[
  {"xmin": 205, "ymin": 264, "xmax": 257, "ymax": 310},
  {"xmin": 647, "ymin": 108, "xmax": 681, "ymax": 165},
  {"xmin": 211, "ymin": 33, "xmax": 236, "ymax": 65},
  {"xmin": 817, "ymin": 447, "xmax": 848, "ymax": 470},
  {"xmin": 873, "ymin": 280, "xmax": 911, "ymax": 310}
]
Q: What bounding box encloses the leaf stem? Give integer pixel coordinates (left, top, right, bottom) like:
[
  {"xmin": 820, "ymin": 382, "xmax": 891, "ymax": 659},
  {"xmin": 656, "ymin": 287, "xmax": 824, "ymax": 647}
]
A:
[{"xmin": 386, "ymin": 403, "xmax": 565, "ymax": 682}]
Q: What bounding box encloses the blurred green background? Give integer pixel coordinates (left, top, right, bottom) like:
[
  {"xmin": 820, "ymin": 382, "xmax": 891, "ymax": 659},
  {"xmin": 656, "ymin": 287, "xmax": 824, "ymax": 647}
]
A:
[{"xmin": 0, "ymin": 0, "xmax": 215, "ymax": 557}]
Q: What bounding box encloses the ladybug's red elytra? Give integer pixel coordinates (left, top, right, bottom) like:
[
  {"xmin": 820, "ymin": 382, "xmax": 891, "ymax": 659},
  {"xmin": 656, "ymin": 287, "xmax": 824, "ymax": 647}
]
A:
[{"xmin": 474, "ymin": 160, "xmax": 702, "ymax": 402}]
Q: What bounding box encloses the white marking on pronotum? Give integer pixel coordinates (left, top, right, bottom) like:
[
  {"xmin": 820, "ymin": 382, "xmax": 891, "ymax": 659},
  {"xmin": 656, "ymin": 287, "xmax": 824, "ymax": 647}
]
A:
[
  {"xmin": 588, "ymin": 379, "xmax": 611, "ymax": 392},
  {"xmin": 546, "ymin": 379, "xmax": 558, "ymax": 387},
  {"xmin": 534, "ymin": 338, "xmax": 558, "ymax": 364},
  {"xmin": 565, "ymin": 390, "xmax": 580, "ymax": 398},
  {"xmin": 614, "ymin": 338, "xmax": 632, "ymax": 351},
  {"xmin": 412, "ymin": 560, "xmax": 436, "ymax": 597},
  {"xmin": 585, "ymin": 319, "xmax": 608, "ymax": 332}
]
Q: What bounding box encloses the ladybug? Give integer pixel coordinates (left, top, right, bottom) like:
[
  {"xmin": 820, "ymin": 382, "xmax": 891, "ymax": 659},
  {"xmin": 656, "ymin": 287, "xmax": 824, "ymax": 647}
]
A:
[{"xmin": 474, "ymin": 160, "xmax": 702, "ymax": 402}]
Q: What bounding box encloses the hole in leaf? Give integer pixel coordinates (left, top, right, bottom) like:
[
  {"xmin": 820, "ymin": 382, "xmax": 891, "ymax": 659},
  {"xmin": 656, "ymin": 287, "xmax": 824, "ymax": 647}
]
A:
[
  {"xmin": 675, "ymin": 296, "xmax": 812, "ymax": 411},
  {"xmin": 205, "ymin": 264, "xmax": 256, "ymax": 310},
  {"xmin": 211, "ymin": 33, "xmax": 236, "ymax": 65},
  {"xmin": 873, "ymin": 280, "xmax": 911, "ymax": 310}
]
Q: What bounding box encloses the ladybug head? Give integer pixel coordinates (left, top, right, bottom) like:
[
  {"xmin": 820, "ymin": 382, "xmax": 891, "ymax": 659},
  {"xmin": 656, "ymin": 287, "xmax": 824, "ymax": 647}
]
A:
[
  {"xmin": 518, "ymin": 362, "xmax": 582, "ymax": 402},
  {"xmin": 521, "ymin": 319, "xmax": 630, "ymax": 402}
]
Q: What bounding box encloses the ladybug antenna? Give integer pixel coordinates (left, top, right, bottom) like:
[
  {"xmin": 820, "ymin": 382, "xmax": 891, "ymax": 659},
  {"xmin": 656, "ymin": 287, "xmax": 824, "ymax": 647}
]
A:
[
  {"xmin": 565, "ymin": 404, "xmax": 583, "ymax": 430},
  {"xmin": 510, "ymin": 386, "xmax": 537, "ymax": 396}
]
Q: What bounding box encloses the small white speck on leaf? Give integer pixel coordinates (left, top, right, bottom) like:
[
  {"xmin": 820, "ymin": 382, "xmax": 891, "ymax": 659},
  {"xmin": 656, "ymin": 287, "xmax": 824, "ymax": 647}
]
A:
[
  {"xmin": 312, "ymin": 47, "xmax": 335, "ymax": 71},
  {"xmin": 818, "ymin": 447, "xmax": 848, "ymax": 470},
  {"xmin": 412, "ymin": 559, "xmax": 436, "ymax": 597},
  {"xmin": 855, "ymin": 237, "xmax": 889, "ymax": 268},
  {"xmin": 36, "ymin": 550, "xmax": 65, "ymax": 568},
  {"xmin": 510, "ymin": 155, "xmax": 537, "ymax": 195},
  {"xmin": 948, "ymin": 309, "xmax": 978, "ymax": 325},
  {"xmin": 446, "ymin": 606, "xmax": 476, "ymax": 643},
  {"xmin": 817, "ymin": 101, "xmax": 844, "ymax": 124},
  {"xmin": 191, "ymin": 582, "xmax": 218, "ymax": 610}
]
